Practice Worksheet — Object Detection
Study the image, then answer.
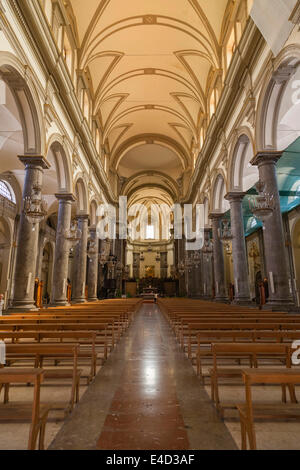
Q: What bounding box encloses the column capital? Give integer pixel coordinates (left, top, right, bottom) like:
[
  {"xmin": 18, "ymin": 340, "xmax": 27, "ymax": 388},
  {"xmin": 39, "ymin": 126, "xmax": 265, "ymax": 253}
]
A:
[
  {"xmin": 89, "ymin": 226, "xmax": 97, "ymax": 234},
  {"xmin": 76, "ymin": 213, "xmax": 89, "ymax": 221},
  {"xmin": 225, "ymin": 191, "xmax": 246, "ymax": 203},
  {"xmin": 55, "ymin": 193, "xmax": 76, "ymax": 203},
  {"xmin": 18, "ymin": 155, "xmax": 51, "ymax": 170},
  {"xmin": 250, "ymin": 151, "xmax": 282, "ymax": 168},
  {"xmin": 209, "ymin": 212, "xmax": 224, "ymax": 221}
]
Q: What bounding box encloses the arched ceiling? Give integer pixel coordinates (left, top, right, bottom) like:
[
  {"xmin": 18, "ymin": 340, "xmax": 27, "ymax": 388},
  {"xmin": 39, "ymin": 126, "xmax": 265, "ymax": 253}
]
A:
[{"xmin": 66, "ymin": 0, "xmax": 235, "ymax": 199}]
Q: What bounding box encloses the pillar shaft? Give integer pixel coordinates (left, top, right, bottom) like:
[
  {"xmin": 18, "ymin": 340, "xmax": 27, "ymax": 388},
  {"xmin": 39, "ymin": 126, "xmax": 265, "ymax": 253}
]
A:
[
  {"xmin": 251, "ymin": 152, "xmax": 293, "ymax": 306},
  {"xmin": 210, "ymin": 214, "xmax": 227, "ymax": 302},
  {"xmin": 88, "ymin": 227, "xmax": 99, "ymax": 301},
  {"xmin": 178, "ymin": 238, "xmax": 186, "ymax": 297},
  {"xmin": 225, "ymin": 192, "xmax": 251, "ymax": 304},
  {"xmin": 202, "ymin": 229, "xmax": 213, "ymax": 299},
  {"xmin": 11, "ymin": 156, "xmax": 50, "ymax": 311},
  {"xmin": 51, "ymin": 194, "xmax": 75, "ymax": 306},
  {"xmin": 72, "ymin": 215, "xmax": 89, "ymax": 303}
]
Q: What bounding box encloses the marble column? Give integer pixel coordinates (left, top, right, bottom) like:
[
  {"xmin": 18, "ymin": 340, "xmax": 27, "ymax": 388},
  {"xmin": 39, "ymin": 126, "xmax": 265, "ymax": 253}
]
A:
[
  {"xmin": 178, "ymin": 238, "xmax": 187, "ymax": 297},
  {"xmin": 225, "ymin": 192, "xmax": 251, "ymax": 304},
  {"xmin": 202, "ymin": 229, "xmax": 214, "ymax": 299},
  {"xmin": 87, "ymin": 226, "xmax": 99, "ymax": 301},
  {"xmin": 193, "ymin": 251, "xmax": 202, "ymax": 298},
  {"xmin": 72, "ymin": 214, "xmax": 89, "ymax": 303},
  {"xmin": 11, "ymin": 155, "xmax": 50, "ymax": 311},
  {"xmin": 185, "ymin": 252, "xmax": 194, "ymax": 297},
  {"xmin": 209, "ymin": 214, "xmax": 227, "ymax": 302},
  {"xmin": 51, "ymin": 193, "xmax": 75, "ymax": 306},
  {"xmin": 251, "ymin": 152, "xmax": 293, "ymax": 307},
  {"xmin": 35, "ymin": 228, "xmax": 46, "ymax": 280}
]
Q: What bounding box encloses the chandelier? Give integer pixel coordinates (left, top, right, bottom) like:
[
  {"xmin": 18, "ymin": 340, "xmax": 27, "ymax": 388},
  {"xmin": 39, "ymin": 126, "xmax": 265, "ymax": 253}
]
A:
[
  {"xmin": 23, "ymin": 185, "xmax": 47, "ymax": 227},
  {"xmin": 124, "ymin": 265, "xmax": 130, "ymax": 279},
  {"xmin": 249, "ymin": 180, "xmax": 275, "ymax": 222},
  {"xmin": 88, "ymin": 238, "xmax": 98, "ymax": 255},
  {"xmin": 193, "ymin": 251, "xmax": 201, "ymax": 268},
  {"xmin": 65, "ymin": 220, "xmax": 82, "ymax": 245},
  {"xmin": 178, "ymin": 260, "xmax": 185, "ymax": 276},
  {"xmin": 202, "ymin": 236, "xmax": 213, "ymax": 254},
  {"xmin": 99, "ymin": 253, "xmax": 107, "ymax": 267},
  {"xmin": 225, "ymin": 242, "xmax": 232, "ymax": 256},
  {"xmin": 219, "ymin": 219, "xmax": 233, "ymax": 244},
  {"xmin": 116, "ymin": 261, "xmax": 123, "ymax": 277},
  {"xmin": 185, "ymin": 256, "xmax": 193, "ymax": 273}
]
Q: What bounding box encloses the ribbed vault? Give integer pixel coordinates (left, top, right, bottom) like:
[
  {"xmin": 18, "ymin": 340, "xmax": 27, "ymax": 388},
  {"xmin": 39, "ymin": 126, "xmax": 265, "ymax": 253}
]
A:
[{"xmin": 66, "ymin": 0, "xmax": 244, "ymax": 199}]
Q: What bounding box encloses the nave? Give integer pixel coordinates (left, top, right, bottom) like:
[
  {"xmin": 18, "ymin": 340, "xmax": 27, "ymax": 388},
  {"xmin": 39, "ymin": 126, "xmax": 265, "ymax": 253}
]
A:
[
  {"xmin": 49, "ymin": 303, "xmax": 236, "ymax": 451},
  {"xmin": 2, "ymin": 300, "xmax": 300, "ymax": 451}
]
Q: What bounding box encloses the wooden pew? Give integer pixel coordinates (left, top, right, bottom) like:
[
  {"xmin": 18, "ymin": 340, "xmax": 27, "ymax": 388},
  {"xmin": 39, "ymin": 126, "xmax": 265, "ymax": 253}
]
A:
[
  {"xmin": 237, "ymin": 369, "xmax": 300, "ymax": 450},
  {"xmin": 0, "ymin": 323, "xmax": 109, "ymax": 361},
  {"xmin": 209, "ymin": 343, "xmax": 293, "ymax": 418},
  {"xmin": 0, "ymin": 331, "xmax": 97, "ymax": 381},
  {"xmin": 0, "ymin": 368, "xmax": 50, "ymax": 450},
  {"xmin": 195, "ymin": 330, "xmax": 300, "ymax": 378},
  {"xmin": 184, "ymin": 322, "xmax": 300, "ymax": 357},
  {"xmin": 4, "ymin": 343, "xmax": 80, "ymax": 413}
]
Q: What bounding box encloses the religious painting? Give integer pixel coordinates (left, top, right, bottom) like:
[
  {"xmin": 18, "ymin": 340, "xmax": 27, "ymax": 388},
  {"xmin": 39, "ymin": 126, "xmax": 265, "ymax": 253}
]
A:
[{"xmin": 145, "ymin": 266, "xmax": 155, "ymax": 278}]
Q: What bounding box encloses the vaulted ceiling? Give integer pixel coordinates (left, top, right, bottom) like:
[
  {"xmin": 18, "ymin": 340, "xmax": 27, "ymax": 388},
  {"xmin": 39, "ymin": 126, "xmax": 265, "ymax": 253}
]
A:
[{"xmin": 66, "ymin": 0, "xmax": 239, "ymax": 202}]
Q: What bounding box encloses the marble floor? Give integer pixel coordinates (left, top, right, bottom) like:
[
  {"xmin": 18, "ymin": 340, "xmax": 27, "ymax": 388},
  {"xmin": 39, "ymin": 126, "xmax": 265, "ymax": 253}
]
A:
[
  {"xmin": 49, "ymin": 304, "xmax": 236, "ymax": 450},
  {"xmin": 2, "ymin": 303, "xmax": 300, "ymax": 450}
]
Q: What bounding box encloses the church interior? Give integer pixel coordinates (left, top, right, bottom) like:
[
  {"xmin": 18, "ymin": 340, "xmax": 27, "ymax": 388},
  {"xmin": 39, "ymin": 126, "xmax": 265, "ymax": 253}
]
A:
[{"xmin": 0, "ymin": 0, "xmax": 300, "ymax": 451}]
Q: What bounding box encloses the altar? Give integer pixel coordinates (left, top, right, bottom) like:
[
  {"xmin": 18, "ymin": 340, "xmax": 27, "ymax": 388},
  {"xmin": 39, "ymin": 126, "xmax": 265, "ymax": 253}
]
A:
[{"xmin": 141, "ymin": 287, "xmax": 158, "ymax": 302}]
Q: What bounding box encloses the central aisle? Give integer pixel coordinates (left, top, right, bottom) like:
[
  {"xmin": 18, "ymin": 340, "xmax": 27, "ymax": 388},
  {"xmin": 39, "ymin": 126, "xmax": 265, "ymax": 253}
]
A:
[{"xmin": 49, "ymin": 304, "xmax": 237, "ymax": 450}]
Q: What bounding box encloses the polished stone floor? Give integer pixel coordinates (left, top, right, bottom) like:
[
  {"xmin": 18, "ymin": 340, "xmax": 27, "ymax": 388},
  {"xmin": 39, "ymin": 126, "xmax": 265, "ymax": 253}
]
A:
[{"xmin": 49, "ymin": 304, "xmax": 237, "ymax": 450}]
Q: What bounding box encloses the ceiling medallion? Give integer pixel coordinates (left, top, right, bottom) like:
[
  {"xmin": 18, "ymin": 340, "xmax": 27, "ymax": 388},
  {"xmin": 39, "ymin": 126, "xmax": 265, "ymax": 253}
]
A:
[{"xmin": 143, "ymin": 15, "xmax": 157, "ymax": 24}]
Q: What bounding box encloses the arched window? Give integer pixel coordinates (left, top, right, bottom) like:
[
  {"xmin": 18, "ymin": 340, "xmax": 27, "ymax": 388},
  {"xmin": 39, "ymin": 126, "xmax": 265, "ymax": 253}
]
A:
[
  {"xmin": 0, "ymin": 180, "xmax": 16, "ymax": 203},
  {"xmin": 146, "ymin": 225, "xmax": 155, "ymax": 240}
]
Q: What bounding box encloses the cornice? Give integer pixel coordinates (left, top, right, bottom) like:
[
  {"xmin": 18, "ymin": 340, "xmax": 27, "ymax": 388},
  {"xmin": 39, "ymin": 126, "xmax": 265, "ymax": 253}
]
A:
[
  {"xmin": 182, "ymin": 19, "xmax": 265, "ymax": 204},
  {"xmin": 12, "ymin": 0, "xmax": 117, "ymax": 204}
]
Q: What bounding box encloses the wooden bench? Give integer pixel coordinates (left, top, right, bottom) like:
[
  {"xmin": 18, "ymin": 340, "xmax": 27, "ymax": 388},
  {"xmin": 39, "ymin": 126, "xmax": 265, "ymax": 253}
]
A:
[
  {"xmin": 0, "ymin": 323, "xmax": 109, "ymax": 360},
  {"xmin": 237, "ymin": 369, "xmax": 300, "ymax": 450},
  {"xmin": 195, "ymin": 330, "xmax": 300, "ymax": 378},
  {"xmin": 4, "ymin": 343, "xmax": 81, "ymax": 413},
  {"xmin": 0, "ymin": 331, "xmax": 97, "ymax": 381},
  {"xmin": 0, "ymin": 368, "xmax": 50, "ymax": 450},
  {"xmin": 184, "ymin": 322, "xmax": 300, "ymax": 358},
  {"xmin": 209, "ymin": 343, "xmax": 293, "ymax": 418}
]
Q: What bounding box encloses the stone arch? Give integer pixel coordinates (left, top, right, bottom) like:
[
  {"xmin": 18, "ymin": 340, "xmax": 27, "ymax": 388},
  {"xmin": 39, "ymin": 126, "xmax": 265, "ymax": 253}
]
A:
[
  {"xmin": 0, "ymin": 172, "xmax": 22, "ymax": 214},
  {"xmin": 89, "ymin": 199, "xmax": 99, "ymax": 226},
  {"xmin": 74, "ymin": 175, "xmax": 89, "ymax": 214},
  {"xmin": 255, "ymin": 45, "xmax": 300, "ymax": 152},
  {"xmin": 0, "ymin": 52, "xmax": 45, "ymax": 155},
  {"xmin": 228, "ymin": 130, "xmax": 258, "ymax": 192},
  {"xmin": 211, "ymin": 171, "xmax": 229, "ymax": 213},
  {"xmin": 46, "ymin": 135, "xmax": 73, "ymax": 193},
  {"xmin": 0, "ymin": 215, "xmax": 13, "ymax": 305}
]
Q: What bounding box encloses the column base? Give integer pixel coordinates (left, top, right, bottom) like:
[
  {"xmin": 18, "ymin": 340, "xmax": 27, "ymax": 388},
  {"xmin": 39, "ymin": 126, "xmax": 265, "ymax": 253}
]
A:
[
  {"xmin": 8, "ymin": 302, "xmax": 38, "ymax": 313},
  {"xmin": 232, "ymin": 299, "xmax": 256, "ymax": 308},
  {"xmin": 262, "ymin": 301, "xmax": 298, "ymax": 312},
  {"xmin": 201, "ymin": 295, "xmax": 214, "ymax": 301},
  {"xmin": 87, "ymin": 297, "xmax": 98, "ymax": 302},
  {"xmin": 214, "ymin": 297, "xmax": 229, "ymax": 304},
  {"xmin": 48, "ymin": 301, "xmax": 71, "ymax": 307},
  {"xmin": 71, "ymin": 298, "xmax": 87, "ymax": 304}
]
